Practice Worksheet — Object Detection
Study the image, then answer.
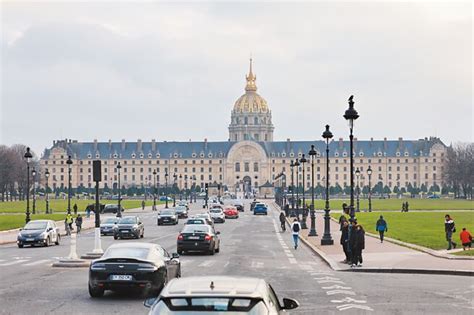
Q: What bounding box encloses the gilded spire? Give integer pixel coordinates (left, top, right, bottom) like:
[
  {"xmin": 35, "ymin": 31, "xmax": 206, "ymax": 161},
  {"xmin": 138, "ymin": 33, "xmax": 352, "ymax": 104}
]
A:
[{"xmin": 245, "ymin": 58, "xmax": 257, "ymax": 92}]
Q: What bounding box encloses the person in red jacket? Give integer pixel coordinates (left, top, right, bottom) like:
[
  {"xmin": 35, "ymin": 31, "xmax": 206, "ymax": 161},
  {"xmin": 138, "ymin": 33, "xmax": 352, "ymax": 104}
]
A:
[{"xmin": 460, "ymin": 228, "xmax": 472, "ymax": 250}]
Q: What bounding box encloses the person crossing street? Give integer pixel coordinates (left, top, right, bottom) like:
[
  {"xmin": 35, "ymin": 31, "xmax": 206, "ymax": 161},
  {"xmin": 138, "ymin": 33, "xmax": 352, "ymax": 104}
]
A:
[
  {"xmin": 75, "ymin": 214, "xmax": 83, "ymax": 234},
  {"xmin": 290, "ymin": 218, "xmax": 301, "ymax": 249}
]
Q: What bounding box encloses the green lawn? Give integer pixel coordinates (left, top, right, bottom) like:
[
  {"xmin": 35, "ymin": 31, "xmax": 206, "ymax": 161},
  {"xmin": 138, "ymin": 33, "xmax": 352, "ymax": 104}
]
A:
[
  {"xmin": 310, "ymin": 198, "xmax": 473, "ymax": 211},
  {"xmin": 0, "ymin": 214, "xmax": 67, "ymax": 231},
  {"xmin": 0, "ymin": 199, "xmax": 163, "ymax": 214},
  {"xmin": 331, "ymin": 211, "xmax": 474, "ymax": 250},
  {"xmin": 452, "ymin": 250, "xmax": 474, "ymax": 256}
]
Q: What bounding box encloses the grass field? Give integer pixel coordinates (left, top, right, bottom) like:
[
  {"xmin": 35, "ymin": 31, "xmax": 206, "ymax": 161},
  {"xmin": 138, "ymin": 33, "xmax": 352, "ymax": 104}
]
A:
[
  {"xmin": 452, "ymin": 250, "xmax": 474, "ymax": 256},
  {"xmin": 310, "ymin": 198, "xmax": 472, "ymax": 211},
  {"xmin": 0, "ymin": 199, "xmax": 165, "ymax": 214},
  {"xmin": 0, "ymin": 214, "xmax": 67, "ymax": 231},
  {"xmin": 331, "ymin": 211, "xmax": 474, "ymax": 250}
]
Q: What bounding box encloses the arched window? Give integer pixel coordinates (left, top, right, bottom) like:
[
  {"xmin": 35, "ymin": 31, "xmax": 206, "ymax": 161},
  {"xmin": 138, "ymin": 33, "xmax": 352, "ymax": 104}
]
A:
[
  {"xmin": 254, "ymin": 162, "xmax": 259, "ymax": 172},
  {"xmin": 244, "ymin": 162, "xmax": 250, "ymax": 172},
  {"xmin": 235, "ymin": 162, "xmax": 240, "ymax": 172}
]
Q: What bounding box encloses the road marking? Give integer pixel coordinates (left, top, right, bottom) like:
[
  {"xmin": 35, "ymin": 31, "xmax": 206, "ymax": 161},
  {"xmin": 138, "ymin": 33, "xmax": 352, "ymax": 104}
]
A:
[
  {"xmin": 250, "ymin": 260, "xmax": 264, "ymax": 268},
  {"xmin": 336, "ymin": 304, "xmax": 374, "ymax": 311},
  {"xmin": 22, "ymin": 259, "xmax": 52, "ymax": 266},
  {"xmin": 198, "ymin": 260, "xmax": 216, "ymax": 267},
  {"xmin": 0, "ymin": 260, "xmax": 29, "ymax": 266},
  {"xmin": 331, "ymin": 297, "xmax": 367, "ymax": 304},
  {"xmin": 322, "ymin": 285, "xmax": 352, "ymax": 290},
  {"xmin": 326, "ymin": 290, "xmax": 356, "ymax": 296}
]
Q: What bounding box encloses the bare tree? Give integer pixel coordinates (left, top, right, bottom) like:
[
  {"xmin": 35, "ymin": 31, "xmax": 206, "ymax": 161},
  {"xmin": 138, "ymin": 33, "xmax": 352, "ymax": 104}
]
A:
[{"xmin": 445, "ymin": 143, "xmax": 473, "ymax": 199}]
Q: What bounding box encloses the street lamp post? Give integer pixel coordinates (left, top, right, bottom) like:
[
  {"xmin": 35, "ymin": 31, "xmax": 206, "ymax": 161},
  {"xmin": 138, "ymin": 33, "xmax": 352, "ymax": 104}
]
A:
[
  {"xmin": 367, "ymin": 166, "xmax": 373, "ymax": 212},
  {"xmin": 294, "ymin": 159, "xmax": 300, "ymax": 220},
  {"xmin": 184, "ymin": 175, "xmax": 188, "ymax": 201},
  {"xmin": 66, "ymin": 155, "xmax": 73, "ymax": 215},
  {"xmin": 117, "ymin": 162, "xmax": 122, "ymax": 217},
  {"xmin": 165, "ymin": 171, "xmax": 169, "ymax": 208},
  {"xmin": 192, "ymin": 175, "xmax": 197, "ymax": 203},
  {"xmin": 173, "ymin": 173, "xmax": 177, "ymax": 207},
  {"xmin": 24, "ymin": 147, "xmax": 33, "ymax": 223},
  {"xmin": 321, "ymin": 124, "xmax": 334, "ymax": 245},
  {"xmin": 299, "ymin": 154, "xmax": 307, "ymax": 229},
  {"xmin": 290, "ymin": 160, "xmax": 295, "ymax": 215},
  {"xmin": 343, "ymin": 95, "xmax": 359, "ymax": 221},
  {"xmin": 153, "ymin": 169, "xmax": 157, "ymax": 211},
  {"xmin": 45, "ymin": 169, "xmax": 50, "ymax": 214},
  {"xmin": 355, "ymin": 168, "xmax": 361, "ymax": 212},
  {"xmin": 179, "ymin": 174, "xmax": 183, "ymax": 200},
  {"xmin": 308, "ymin": 145, "xmax": 317, "ymax": 236},
  {"xmin": 32, "ymin": 168, "xmax": 37, "ymax": 214}
]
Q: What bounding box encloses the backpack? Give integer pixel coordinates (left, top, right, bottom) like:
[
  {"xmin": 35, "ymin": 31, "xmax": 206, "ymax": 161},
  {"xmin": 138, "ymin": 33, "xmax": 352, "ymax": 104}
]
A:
[{"xmin": 292, "ymin": 223, "xmax": 300, "ymax": 233}]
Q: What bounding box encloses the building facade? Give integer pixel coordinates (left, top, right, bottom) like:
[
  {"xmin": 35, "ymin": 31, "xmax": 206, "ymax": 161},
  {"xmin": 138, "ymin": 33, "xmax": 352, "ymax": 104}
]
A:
[{"xmin": 40, "ymin": 60, "xmax": 447, "ymax": 195}]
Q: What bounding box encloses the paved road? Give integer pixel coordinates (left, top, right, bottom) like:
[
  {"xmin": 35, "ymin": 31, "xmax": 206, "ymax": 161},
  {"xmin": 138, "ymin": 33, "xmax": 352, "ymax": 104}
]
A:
[{"xmin": 0, "ymin": 200, "xmax": 473, "ymax": 314}]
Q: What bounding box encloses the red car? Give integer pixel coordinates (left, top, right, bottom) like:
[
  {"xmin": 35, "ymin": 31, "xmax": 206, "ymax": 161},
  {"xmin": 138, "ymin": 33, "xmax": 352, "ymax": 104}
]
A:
[{"xmin": 223, "ymin": 207, "xmax": 239, "ymax": 219}]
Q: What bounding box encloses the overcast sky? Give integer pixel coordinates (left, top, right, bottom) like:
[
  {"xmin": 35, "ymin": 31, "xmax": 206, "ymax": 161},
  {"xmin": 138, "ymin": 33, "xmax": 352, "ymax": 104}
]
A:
[{"xmin": 1, "ymin": 0, "xmax": 472, "ymax": 156}]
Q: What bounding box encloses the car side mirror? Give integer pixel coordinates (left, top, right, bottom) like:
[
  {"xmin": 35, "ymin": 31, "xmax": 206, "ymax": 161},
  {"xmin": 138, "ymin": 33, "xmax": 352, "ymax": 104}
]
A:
[
  {"xmin": 172, "ymin": 252, "xmax": 180, "ymax": 259},
  {"xmin": 144, "ymin": 297, "xmax": 157, "ymax": 308},
  {"xmin": 282, "ymin": 298, "xmax": 299, "ymax": 310},
  {"xmin": 216, "ymin": 231, "xmax": 221, "ymax": 235},
  {"xmin": 47, "ymin": 227, "xmax": 53, "ymax": 232}
]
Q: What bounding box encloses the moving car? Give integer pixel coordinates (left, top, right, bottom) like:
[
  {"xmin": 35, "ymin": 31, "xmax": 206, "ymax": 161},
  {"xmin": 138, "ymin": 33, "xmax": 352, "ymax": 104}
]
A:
[
  {"xmin": 157, "ymin": 209, "xmax": 179, "ymax": 225},
  {"xmin": 193, "ymin": 213, "xmax": 214, "ymax": 227},
  {"xmin": 253, "ymin": 203, "xmax": 268, "ymax": 215},
  {"xmin": 185, "ymin": 218, "xmax": 208, "ymax": 225},
  {"xmin": 233, "ymin": 201, "xmax": 245, "ymax": 212},
  {"xmin": 209, "ymin": 208, "xmax": 225, "ymax": 223},
  {"xmin": 101, "ymin": 204, "xmax": 125, "ymax": 214},
  {"xmin": 175, "ymin": 206, "xmax": 189, "ymax": 219},
  {"xmin": 177, "ymin": 224, "xmax": 220, "ymax": 255},
  {"xmin": 88, "ymin": 242, "xmax": 181, "ymax": 298},
  {"xmin": 17, "ymin": 220, "xmax": 61, "ymax": 248},
  {"xmin": 100, "ymin": 217, "xmax": 119, "ymax": 236},
  {"xmin": 177, "ymin": 201, "xmax": 189, "ymax": 210},
  {"xmin": 144, "ymin": 276, "xmax": 299, "ymax": 314},
  {"xmin": 223, "ymin": 206, "xmax": 239, "ymax": 219},
  {"xmin": 114, "ymin": 216, "xmax": 145, "ymax": 239}
]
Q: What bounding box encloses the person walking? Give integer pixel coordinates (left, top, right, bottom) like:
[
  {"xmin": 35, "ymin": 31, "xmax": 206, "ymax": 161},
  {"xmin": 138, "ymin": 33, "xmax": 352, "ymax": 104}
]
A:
[
  {"xmin": 73, "ymin": 203, "xmax": 78, "ymax": 215},
  {"xmin": 444, "ymin": 214, "xmax": 457, "ymax": 250},
  {"xmin": 141, "ymin": 200, "xmax": 145, "ymax": 210},
  {"xmin": 64, "ymin": 219, "xmax": 71, "ymax": 236},
  {"xmin": 460, "ymin": 228, "xmax": 472, "ymax": 250},
  {"xmin": 75, "ymin": 214, "xmax": 83, "ymax": 234},
  {"xmin": 66, "ymin": 213, "xmax": 74, "ymax": 231},
  {"xmin": 290, "ymin": 218, "xmax": 302, "ymax": 249},
  {"xmin": 348, "ymin": 219, "xmax": 357, "ymax": 264},
  {"xmin": 351, "ymin": 224, "xmax": 365, "ymax": 267},
  {"xmin": 340, "ymin": 221, "xmax": 350, "ymax": 263},
  {"xmin": 376, "ymin": 215, "xmax": 388, "ymax": 243},
  {"xmin": 279, "ymin": 212, "xmax": 286, "ymax": 232}
]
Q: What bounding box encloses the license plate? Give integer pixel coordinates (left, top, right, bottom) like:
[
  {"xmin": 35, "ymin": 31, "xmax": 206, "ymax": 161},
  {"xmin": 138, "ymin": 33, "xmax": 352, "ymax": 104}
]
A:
[
  {"xmin": 111, "ymin": 275, "xmax": 132, "ymax": 281},
  {"xmin": 189, "ymin": 236, "xmax": 200, "ymax": 240},
  {"xmin": 121, "ymin": 230, "xmax": 129, "ymax": 233},
  {"xmin": 26, "ymin": 238, "xmax": 35, "ymax": 241}
]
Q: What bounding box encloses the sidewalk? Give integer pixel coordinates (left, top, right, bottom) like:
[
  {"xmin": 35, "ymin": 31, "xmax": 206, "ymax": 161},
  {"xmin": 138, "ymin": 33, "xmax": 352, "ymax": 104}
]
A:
[
  {"xmin": 0, "ymin": 206, "xmax": 160, "ymax": 245},
  {"xmin": 274, "ymin": 203, "xmax": 474, "ymax": 276}
]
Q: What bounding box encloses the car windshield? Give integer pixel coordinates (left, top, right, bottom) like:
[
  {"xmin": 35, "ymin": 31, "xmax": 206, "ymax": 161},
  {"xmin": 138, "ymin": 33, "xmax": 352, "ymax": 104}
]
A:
[
  {"xmin": 102, "ymin": 218, "xmax": 117, "ymax": 224},
  {"xmin": 118, "ymin": 217, "xmax": 136, "ymax": 224},
  {"xmin": 176, "ymin": 206, "xmax": 186, "ymax": 210},
  {"xmin": 161, "ymin": 210, "xmax": 175, "ymax": 215},
  {"xmin": 187, "ymin": 219, "xmax": 204, "ymax": 224},
  {"xmin": 182, "ymin": 225, "xmax": 209, "ymax": 233},
  {"xmin": 155, "ymin": 297, "xmax": 265, "ymax": 313},
  {"xmin": 24, "ymin": 221, "xmax": 47, "ymax": 230},
  {"xmin": 103, "ymin": 247, "xmax": 149, "ymax": 260},
  {"xmin": 105, "ymin": 205, "xmax": 116, "ymax": 208},
  {"xmin": 210, "ymin": 209, "xmax": 222, "ymax": 213}
]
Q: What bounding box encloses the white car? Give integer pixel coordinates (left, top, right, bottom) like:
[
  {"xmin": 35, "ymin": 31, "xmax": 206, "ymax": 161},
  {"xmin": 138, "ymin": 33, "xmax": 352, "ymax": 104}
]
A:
[{"xmin": 209, "ymin": 208, "xmax": 225, "ymax": 223}]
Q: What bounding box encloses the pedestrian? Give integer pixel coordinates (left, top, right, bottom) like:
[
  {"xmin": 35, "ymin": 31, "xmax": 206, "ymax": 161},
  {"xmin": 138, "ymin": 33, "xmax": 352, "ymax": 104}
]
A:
[
  {"xmin": 376, "ymin": 215, "xmax": 388, "ymax": 243},
  {"xmin": 75, "ymin": 214, "xmax": 83, "ymax": 234},
  {"xmin": 340, "ymin": 221, "xmax": 350, "ymax": 263},
  {"xmin": 142, "ymin": 200, "xmax": 146, "ymax": 210},
  {"xmin": 73, "ymin": 203, "xmax": 78, "ymax": 215},
  {"xmin": 64, "ymin": 219, "xmax": 71, "ymax": 236},
  {"xmin": 66, "ymin": 213, "xmax": 74, "ymax": 231},
  {"xmin": 444, "ymin": 214, "xmax": 457, "ymax": 250},
  {"xmin": 279, "ymin": 212, "xmax": 286, "ymax": 232},
  {"xmin": 351, "ymin": 224, "xmax": 365, "ymax": 267},
  {"xmin": 290, "ymin": 218, "xmax": 302, "ymax": 250},
  {"xmin": 405, "ymin": 201, "xmax": 409, "ymax": 212},
  {"xmin": 401, "ymin": 202, "xmax": 405, "ymax": 212},
  {"xmin": 348, "ymin": 219, "xmax": 358, "ymax": 265},
  {"xmin": 460, "ymin": 228, "xmax": 472, "ymax": 251},
  {"xmin": 338, "ymin": 214, "xmax": 347, "ymax": 231}
]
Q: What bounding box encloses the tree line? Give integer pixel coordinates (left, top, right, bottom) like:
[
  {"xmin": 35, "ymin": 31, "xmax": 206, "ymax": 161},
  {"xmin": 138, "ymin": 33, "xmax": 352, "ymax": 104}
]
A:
[{"xmin": 444, "ymin": 143, "xmax": 473, "ymax": 199}]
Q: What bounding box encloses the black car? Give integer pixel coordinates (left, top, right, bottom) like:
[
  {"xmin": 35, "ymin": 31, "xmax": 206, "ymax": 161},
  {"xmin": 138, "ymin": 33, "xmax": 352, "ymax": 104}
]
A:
[
  {"xmin": 17, "ymin": 220, "xmax": 61, "ymax": 248},
  {"xmin": 114, "ymin": 216, "xmax": 144, "ymax": 239},
  {"xmin": 102, "ymin": 204, "xmax": 125, "ymax": 214},
  {"xmin": 233, "ymin": 201, "xmax": 244, "ymax": 212},
  {"xmin": 100, "ymin": 217, "xmax": 119, "ymax": 236},
  {"xmin": 88, "ymin": 242, "xmax": 181, "ymax": 298},
  {"xmin": 174, "ymin": 206, "xmax": 188, "ymax": 219},
  {"xmin": 157, "ymin": 209, "xmax": 179, "ymax": 225},
  {"xmin": 177, "ymin": 224, "xmax": 220, "ymax": 255}
]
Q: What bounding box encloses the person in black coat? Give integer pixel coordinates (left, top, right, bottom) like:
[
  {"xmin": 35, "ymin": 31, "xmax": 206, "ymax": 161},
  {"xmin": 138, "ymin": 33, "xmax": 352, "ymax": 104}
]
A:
[
  {"xmin": 340, "ymin": 221, "xmax": 350, "ymax": 263},
  {"xmin": 348, "ymin": 220, "xmax": 357, "ymax": 264},
  {"xmin": 351, "ymin": 224, "xmax": 365, "ymax": 267}
]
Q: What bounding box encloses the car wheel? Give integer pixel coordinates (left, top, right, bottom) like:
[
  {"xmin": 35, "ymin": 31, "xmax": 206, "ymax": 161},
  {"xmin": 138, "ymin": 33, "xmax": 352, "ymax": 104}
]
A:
[
  {"xmin": 176, "ymin": 266, "xmax": 181, "ymax": 278},
  {"xmin": 209, "ymin": 246, "xmax": 215, "ymax": 255},
  {"xmin": 44, "ymin": 237, "xmax": 50, "ymax": 247},
  {"xmin": 114, "ymin": 235, "xmax": 118, "ymax": 240},
  {"xmin": 215, "ymin": 244, "xmax": 220, "ymax": 253},
  {"xmin": 140, "ymin": 231, "xmax": 144, "ymax": 238},
  {"xmin": 177, "ymin": 249, "xmax": 183, "ymax": 255},
  {"xmin": 88, "ymin": 284, "xmax": 104, "ymax": 298},
  {"xmin": 157, "ymin": 221, "xmax": 161, "ymax": 226},
  {"xmin": 55, "ymin": 235, "xmax": 60, "ymax": 245},
  {"xmin": 18, "ymin": 243, "xmax": 23, "ymax": 248}
]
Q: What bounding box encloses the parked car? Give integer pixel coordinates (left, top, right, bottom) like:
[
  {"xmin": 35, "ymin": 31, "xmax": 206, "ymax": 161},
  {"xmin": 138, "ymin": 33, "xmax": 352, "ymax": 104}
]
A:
[
  {"xmin": 253, "ymin": 203, "xmax": 268, "ymax": 215},
  {"xmin": 88, "ymin": 242, "xmax": 181, "ymax": 298},
  {"xmin": 157, "ymin": 209, "xmax": 179, "ymax": 225},
  {"xmin": 427, "ymin": 194, "xmax": 440, "ymax": 199},
  {"xmin": 209, "ymin": 208, "xmax": 225, "ymax": 223},
  {"xmin": 17, "ymin": 220, "xmax": 61, "ymax": 248},
  {"xmin": 113, "ymin": 216, "xmax": 144, "ymax": 239},
  {"xmin": 144, "ymin": 276, "xmax": 299, "ymax": 314},
  {"xmin": 177, "ymin": 224, "xmax": 220, "ymax": 255},
  {"xmin": 85, "ymin": 203, "xmax": 105, "ymax": 214},
  {"xmin": 100, "ymin": 217, "xmax": 119, "ymax": 236},
  {"xmin": 159, "ymin": 196, "xmax": 173, "ymax": 201},
  {"xmin": 223, "ymin": 206, "xmax": 239, "ymax": 219},
  {"xmin": 102, "ymin": 204, "xmax": 125, "ymax": 214},
  {"xmin": 175, "ymin": 205, "xmax": 189, "ymax": 219}
]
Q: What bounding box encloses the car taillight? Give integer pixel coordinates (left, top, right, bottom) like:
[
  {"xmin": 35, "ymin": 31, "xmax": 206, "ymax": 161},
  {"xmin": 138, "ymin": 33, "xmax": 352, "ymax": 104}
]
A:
[
  {"xmin": 205, "ymin": 234, "xmax": 212, "ymax": 241},
  {"xmin": 177, "ymin": 234, "xmax": 184, "ymax": 240}
]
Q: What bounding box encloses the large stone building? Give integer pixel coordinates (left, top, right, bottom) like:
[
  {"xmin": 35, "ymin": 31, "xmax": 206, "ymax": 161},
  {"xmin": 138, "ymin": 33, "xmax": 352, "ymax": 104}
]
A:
[{"xmin": 40, "ymin": 60, "xmax": 447, "ymax": 195}]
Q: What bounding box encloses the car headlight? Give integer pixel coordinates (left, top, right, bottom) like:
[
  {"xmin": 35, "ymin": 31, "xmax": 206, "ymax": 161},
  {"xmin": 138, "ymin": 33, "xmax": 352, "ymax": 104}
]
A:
[
  {"xmin": 157, "ymin": 215, "xmax": 161, "ymax": 219},
  {"xmin": 132, "ymin": 224, "xmax": 139, "ymax": 230},
  {"xmin": 171, "ymin": 216, "xmax": 176, "ymax": 219}
]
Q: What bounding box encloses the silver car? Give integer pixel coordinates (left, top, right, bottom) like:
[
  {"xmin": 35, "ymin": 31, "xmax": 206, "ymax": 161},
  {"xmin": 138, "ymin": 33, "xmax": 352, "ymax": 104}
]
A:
[{"xmin": 17, "ymin": 220, "xmax": 61, "ymax": 248}]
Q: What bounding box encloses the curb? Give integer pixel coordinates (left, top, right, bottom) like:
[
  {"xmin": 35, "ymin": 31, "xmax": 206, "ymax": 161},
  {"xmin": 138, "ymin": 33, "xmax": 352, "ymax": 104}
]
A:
[{"xmin": 52, "ymin": 259, "xmax": 90, "ymax": 268}]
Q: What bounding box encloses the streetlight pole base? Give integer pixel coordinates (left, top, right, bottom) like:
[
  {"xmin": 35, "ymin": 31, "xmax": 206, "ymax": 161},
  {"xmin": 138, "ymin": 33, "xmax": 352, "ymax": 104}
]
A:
[
  {"xmin": 320, "ymin": 238, "xmax": 334, "ymax": 246},
  {"xmin": 308, "ymin": 229, "xmax": 318, "ymax": 237}
]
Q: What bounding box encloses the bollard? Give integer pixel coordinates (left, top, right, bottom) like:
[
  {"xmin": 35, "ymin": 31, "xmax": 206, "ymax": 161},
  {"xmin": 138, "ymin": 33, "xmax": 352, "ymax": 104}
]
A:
[
  {"xmin": 92, "ymin": 227, "xmax": 103, "ymax": 254},
  {"xmin": 68, "ymin": 232, "xmax": 79, "ymax": 260}
]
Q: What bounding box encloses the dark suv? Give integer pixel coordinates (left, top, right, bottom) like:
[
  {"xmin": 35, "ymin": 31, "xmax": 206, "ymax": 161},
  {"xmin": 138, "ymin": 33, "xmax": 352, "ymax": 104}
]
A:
[
  {"xmin": 102, "ymin": 204, "xmax": 125, "ymax": 214},
  {"xmin": 113, "ymin": 216, "xmax": 144, "ymax": 239}
]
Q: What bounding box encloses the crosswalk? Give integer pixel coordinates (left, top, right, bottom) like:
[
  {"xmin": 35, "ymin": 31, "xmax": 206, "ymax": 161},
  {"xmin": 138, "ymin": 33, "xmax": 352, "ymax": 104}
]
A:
[{"xmin": 0, "ymin": 257, "xmax": 56, "ymax": 267}]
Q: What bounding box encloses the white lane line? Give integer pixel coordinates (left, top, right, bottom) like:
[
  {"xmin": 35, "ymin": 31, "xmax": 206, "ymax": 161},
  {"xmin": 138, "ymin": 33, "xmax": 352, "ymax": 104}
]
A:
[
  {"xmin": 22, "ymin": 259, "xmax": 52, "ymax": 266},
  {"xmin": 0, "ymin": 260, "xmax": 29, "ymax": 266},
  {"xmin": 250, "ymin": 260, "xmax": 264, "ymax": 268},
  {"xmin": 198, "ymin": 260, "xmax": 216, "ymax": 267},
  {"xmin": 326, "ymin": 290, "xmax": 356, "ymax": 296}
]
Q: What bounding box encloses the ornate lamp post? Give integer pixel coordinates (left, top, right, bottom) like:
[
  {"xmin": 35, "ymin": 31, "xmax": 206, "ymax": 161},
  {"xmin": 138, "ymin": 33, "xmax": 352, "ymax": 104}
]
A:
[
  {"xmin": 299, "ymin": 154, "xmax": 308, "ymax": 229},
  {"xmin": 152, "ymin": 169, "xmax": 157, "ymax": 211},
  {"xmin": 31, "ymin": 168, "xmax": 37, "ymax": 214},
  {"xmin": 116, "ymin": 162, "xmax": 122, "ymax": 217},
  {"xmin": 164, "ymin": 171, "xmax": 169, "ymax": 208},
  {"xmin": 290, "ymin": 160, "xmax": 295, "ymax": 215},
  {"xmin": 184, "ymin": 175, "xmax": 188, "ymax": 201},
  {"xmin": 294, "ymin": 159, "xmax": 301, "ymax": 219},
  {"xmin": 192, "ymin": 175, "xmax": 197, "ymax": 203},
  {"xmin": 321, "ymin": 124, "xmax": 334, "ymax": 245},
  {"xmin": 45, "ymin": 169, "xmax": 50, "ymax": 214},
  {"xmin": 179, "ymin": 174, "xmax": 183, "ymax": 200},
  {"xmin": 367, "ymin": 166, "xmax": 373, "ymax": 212},
  {"xmin": 66, "ymin": 155, "xmax": 73, "ymax": 215},
  {"xmin": 343, "ymin": 95, "xmax": 359, "ymax": 220},
  {"xmin": 355, "ymin": 168, "xmax": 361, "ymax": 212},
  {"xmin": 24, "ymin": 148, "xmax": 33, "ymax": 223},
  {"xmin": 173, "ymin": 173, "xmax": 177, "ymax": 207},
  {"xmin": 308, "ymin": 145, "xmax": 317, "ymax": 236}
]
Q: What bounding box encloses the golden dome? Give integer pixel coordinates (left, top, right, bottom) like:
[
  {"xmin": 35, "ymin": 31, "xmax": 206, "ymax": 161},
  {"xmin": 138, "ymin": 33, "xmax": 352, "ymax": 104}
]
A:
[{"xmin": 233, "ymin": 59, "xmax": 269, "ymax": 114}]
